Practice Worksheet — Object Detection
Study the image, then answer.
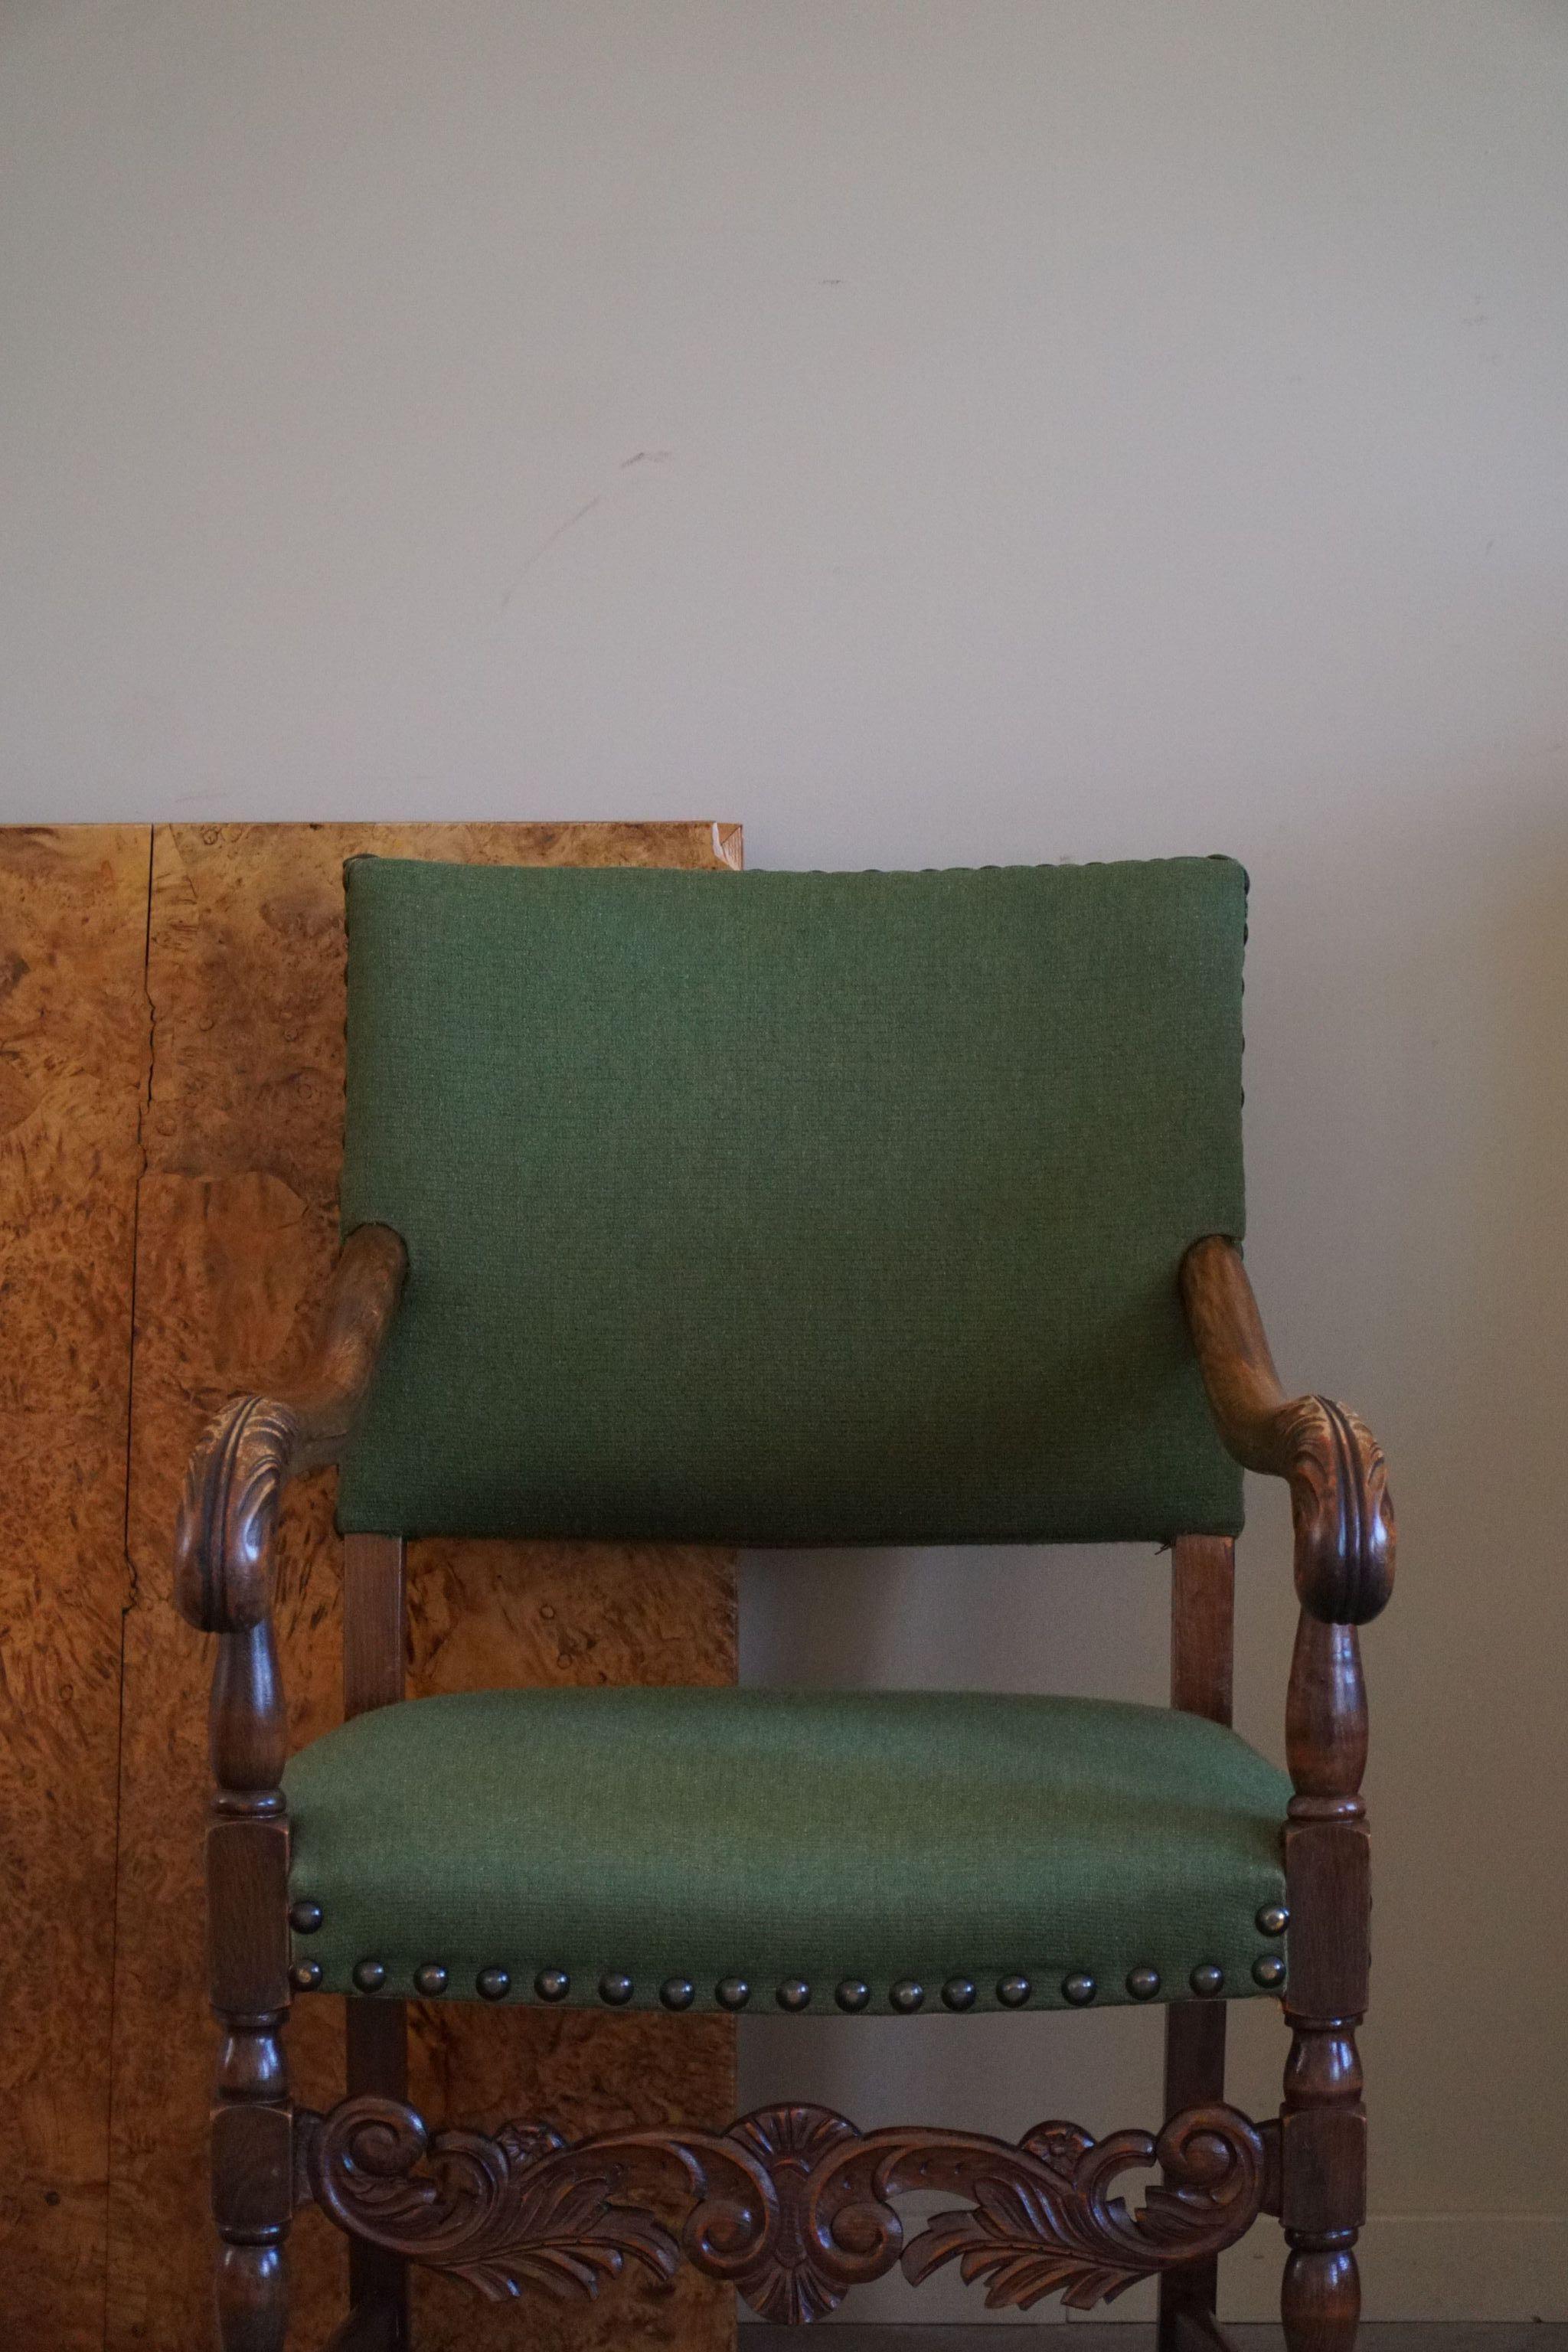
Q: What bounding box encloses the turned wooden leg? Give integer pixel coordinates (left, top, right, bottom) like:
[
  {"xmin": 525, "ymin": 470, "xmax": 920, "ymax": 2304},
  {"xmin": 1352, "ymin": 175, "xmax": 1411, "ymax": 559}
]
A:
[
  {"xmin": 1280, "ymin": 1615, "xmax": 1370, "ymax": 2352},
  {"xmin": 211, "ymin": 1998, "xmax": 292, "ymax": 2348},
  {"xmin": 216, "ymin": 2238, "xmax": 288, "ymax": 2352},
  {"xmin": 1283, "ymin": 2237, "xmax": 1361, "ymax": 2352},
  {"xmin": 209, "ymin": 1624, "xmax": 294, "ymax": 2351},
  {"xmin": 1280, "ymin": 2017, "xmax": 1364, "ymax": 2352}
]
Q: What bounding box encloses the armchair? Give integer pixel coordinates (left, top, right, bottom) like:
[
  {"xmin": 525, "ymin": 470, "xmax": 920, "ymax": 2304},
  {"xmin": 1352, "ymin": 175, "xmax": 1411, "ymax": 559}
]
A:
[{"xmin": 174, "ymin": 857, "xmax": 1393, "ymax": 2352}]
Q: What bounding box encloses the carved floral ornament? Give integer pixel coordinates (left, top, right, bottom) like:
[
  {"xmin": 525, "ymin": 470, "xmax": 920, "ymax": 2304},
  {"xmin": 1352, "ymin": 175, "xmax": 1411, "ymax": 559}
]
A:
[{"xmin": 296, "ymin": 2094, "xmax": 1269, "ymax": 2324}]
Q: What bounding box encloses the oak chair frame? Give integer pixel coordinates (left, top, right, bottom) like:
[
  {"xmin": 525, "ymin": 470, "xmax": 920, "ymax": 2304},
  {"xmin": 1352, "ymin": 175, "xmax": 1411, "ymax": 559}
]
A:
[{"xmin": 174, "ymin": 1223, "xmax": 1393, "ymax": 2352}]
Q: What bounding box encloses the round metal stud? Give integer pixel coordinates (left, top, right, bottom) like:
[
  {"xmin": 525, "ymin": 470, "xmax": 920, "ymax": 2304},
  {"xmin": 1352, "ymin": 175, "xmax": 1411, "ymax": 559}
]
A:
[
  {"xmin": 351, "ymin": 1958, "xmax": 387, "ymax": 1994},
  {"xmin": 1256, "ymin": 1903, "xmax": 1289, "ymax": 1938},
  {"xmin": 890, "ymin": 1978, "xmax": 925, "ymax": 2014},
  {"xmin": 534, "ymin": 1967, "xmax": 570, "ymax": 2002},
  {"xmin": 477, "ymin": 1966, "xmax": 511, "ymax": 2001},
  {"xmin": 716, "ymin": 1975, "xmax": 752, "ymax": 2011},
  {"xmin": 1252, "ymin": 1953, "xmax": 1287, "ymax": 1989},
  {"xmin": 1125, "ymin": 1965, "xmax": 1162, "ymax": 2001},
  {"xmin": 1062, "ymin": 1972, "xmax": 1096, "ymax": 2007},
  {"xmin": 997, "ymin": 1974, "xmax": 1032, "ymax": 2008},
  {"xmin": 1190, "ymin": 1962, "xmax": 1225, "ymax": 1998},
  {"xmin": 289, "ymin": 1900, "xmax": 323, "ymax": 1936},
  {"xmin": 660, "ymin": 1975, "xmax": 696, "ymax": 2011},
  {"xmin": 776, "ymin": 1978, "xmax": 812, "ymax": 2012},
  {"xmin": 289, "ymin": 1960, "xmax": 322, "ymax": 1993},
  {"xmin": 942, "ymin": 1976, "xmax": 977, "ymax": 2011},
  {"xmin": 413, "ymin": 1963, "xmax": 448, "ymax": 1997},
  {"xmin": 835, "ymin": 1978, "xmax": 871, "ymax": 2013},
  {"xmin": 599, "ymin": 1971, "xmax": 634, "ymax": 2007}
]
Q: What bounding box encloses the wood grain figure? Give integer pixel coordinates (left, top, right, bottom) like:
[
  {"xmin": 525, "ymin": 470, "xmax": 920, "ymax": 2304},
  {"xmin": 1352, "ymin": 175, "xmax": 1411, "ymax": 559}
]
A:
[
  {"xmin": 108, "ymin": 822, "xmax": 741, "ymax": 2352},
  {"xmin": 1, "ymin": 835, "xmax": 1393, "ymax": 2352},
  {"xmin": 0, "ymin": 826, "xmax": 150, "ymax": 2346}
]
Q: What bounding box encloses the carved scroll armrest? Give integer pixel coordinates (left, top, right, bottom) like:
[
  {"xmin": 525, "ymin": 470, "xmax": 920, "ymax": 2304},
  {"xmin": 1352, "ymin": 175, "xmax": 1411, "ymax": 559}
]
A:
[
  {"xmin": 1180, "ymin": 1235, "xmax": 1394, "ymax": 1625},
  {"xmin": 173, "ymin": 1223, "xmax": 407, "ymax": 1635}
]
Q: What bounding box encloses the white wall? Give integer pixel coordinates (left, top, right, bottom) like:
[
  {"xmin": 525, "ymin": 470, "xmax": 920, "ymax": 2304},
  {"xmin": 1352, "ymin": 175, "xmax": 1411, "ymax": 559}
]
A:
[{"xmin": 4, "ymin": 0, "xmax": 1566, "ymax": 2323}]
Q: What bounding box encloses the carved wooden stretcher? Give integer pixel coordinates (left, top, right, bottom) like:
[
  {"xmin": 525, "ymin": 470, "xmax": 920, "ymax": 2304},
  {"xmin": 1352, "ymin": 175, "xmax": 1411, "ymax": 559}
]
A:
[{"xmin": 175, "ymin": 1223, "xmax": 1392, "ymax": 2352}]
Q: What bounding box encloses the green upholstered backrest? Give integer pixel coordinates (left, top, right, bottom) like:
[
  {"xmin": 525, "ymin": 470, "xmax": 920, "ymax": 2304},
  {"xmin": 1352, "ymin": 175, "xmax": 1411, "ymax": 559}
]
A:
[{"xmin": 338, "ymin": 858, "xmax": 1247, "ymax": 1545}]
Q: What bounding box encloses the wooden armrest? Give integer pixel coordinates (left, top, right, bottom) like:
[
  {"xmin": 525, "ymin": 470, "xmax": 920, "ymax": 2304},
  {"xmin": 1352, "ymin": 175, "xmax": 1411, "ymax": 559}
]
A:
[
  {"xmin": 173, "ymin": 1223, "xmax": 407, "ymax": 1635},
  {"xmin": 1180, "ymin": 1235, "xmax": 1394, "ymax": 1626}
]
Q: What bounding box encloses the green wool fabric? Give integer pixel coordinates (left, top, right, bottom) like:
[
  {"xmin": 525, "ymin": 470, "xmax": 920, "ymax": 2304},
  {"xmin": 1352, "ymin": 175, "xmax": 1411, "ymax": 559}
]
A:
[
  {"xmin": 337, "ymin": 858, "xmax": 1247, "ymax": 1545},
  {"xmin": 285, "ymin": 1687, "xmax": 1290, "ymax": 2013}
]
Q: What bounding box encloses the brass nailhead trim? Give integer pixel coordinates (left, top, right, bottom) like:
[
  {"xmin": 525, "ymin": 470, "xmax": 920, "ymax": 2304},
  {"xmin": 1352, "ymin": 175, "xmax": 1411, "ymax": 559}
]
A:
[
  {"xmin": 330, "ymin": 1955, "xmax": 1262, "ymax": 2007},
  {"xmin": 1256, "ymin": 1903, "xmax": 1289, "ymax": 1936},
  {"xmin": 289, "ymin": 1961, "xmax": 322, "ymax": 1993},
  {"xmin": 289, "ymin": 1900, "xmax": 323, "ymax": 1936}
]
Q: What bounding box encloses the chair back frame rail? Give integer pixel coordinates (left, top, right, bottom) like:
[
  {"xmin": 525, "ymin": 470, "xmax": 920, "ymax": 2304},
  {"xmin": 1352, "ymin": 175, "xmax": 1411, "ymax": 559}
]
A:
[{"xmin": 174, "ymin": 1224, "xmax": 1393, "ymax": 2352}]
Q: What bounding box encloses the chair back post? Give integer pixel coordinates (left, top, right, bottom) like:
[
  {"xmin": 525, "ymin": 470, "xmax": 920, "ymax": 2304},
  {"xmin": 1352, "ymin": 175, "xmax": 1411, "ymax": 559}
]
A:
[
  {"xmin": 340, "ymin": 1534, "xmax": 411, "ymax": 2344},
  {"xmin": 1158, "ymin": 1534, "xmax": 1236, "ymax": 2352}
]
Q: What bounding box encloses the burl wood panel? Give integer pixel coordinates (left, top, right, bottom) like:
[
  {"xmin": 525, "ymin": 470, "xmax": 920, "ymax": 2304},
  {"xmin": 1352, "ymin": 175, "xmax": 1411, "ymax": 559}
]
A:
[
  {"xmin": 0, "ymin": 828, "xmax": 152, "ymax": 2347},
  {"xmin": 109, "ymin": 822, "xmax": 741, "ymax": 2352}
]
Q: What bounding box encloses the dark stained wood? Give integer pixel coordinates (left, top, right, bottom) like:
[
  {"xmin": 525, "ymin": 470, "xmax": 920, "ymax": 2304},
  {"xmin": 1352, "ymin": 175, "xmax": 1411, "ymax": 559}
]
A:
[
  {"xmin": 297, "ymin": 2094, "xmax": 1268, "ymax": 2324},
  {"xmin": 1180, "ymin": 1237, "xmax": 1394, "ymax": 1626},
  {"xmin": 1159, "ymin": 1534, "xmax": 1236, "ymax": 2350},
  {"xmin": 208, "ymin": 1626, "xmax": 296, "ymax": 2350},
  {"xmin": 1280, "ymin": 1618, "xmax": 1370, "ymax": 2352},
  {"xmin": 184, "ymin": 1240, "xmax": 410, "ymax": 2342},
  {"xmin": 175, "ymin": 1226, "xmax": 408, "ymax": 1636},
  {"xmin": 0, "ymin": 825, "xmax": 150, "ymax": 2341},
  {"xmin": 343, "ymin": 1532, "xmax": 412, "ymax": 2340},
  {"xmin": 1171, "ymin": 2314, "xmax": 1250, "ymax": 2352},
  {"xmin": 1286, "ymin": 1615, "xmax": 1370, "ymax": 1822},
  {"xmin": 1169, "ymin": 1534, "xmax": 1235, "ymax": 1726},
  {"xmin": 1158, "ymin": 2004, "xmax": 1229, "ymax": 2344},
  {"xmin": 325, "ymin": 2303, "xmax": 418, "ymax": 2352},
  {"xmin": 5, "ymin": 828, "xmax": 1391, "ymax": 2351},
  {"xmin": 1178, "ymin": 1237, "xmax": 1391, "ymax": 2352},
  {"xmin": 344, "ymin": 1533, "xmax": 408, "ymax": 1720},
  {"xmin": 113, "ymin": 821, "xmax": 742, "ymax": 2352}
]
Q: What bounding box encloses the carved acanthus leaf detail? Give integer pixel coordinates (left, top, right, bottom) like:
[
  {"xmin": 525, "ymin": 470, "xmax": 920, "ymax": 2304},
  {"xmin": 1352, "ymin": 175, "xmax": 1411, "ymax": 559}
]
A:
[
  {"xmin": 300, "ymin": 2099, "xmax": 682, "ymax": 2301},
  {"xmin": 298, "ymin": 2096, "xmax": 1267, "ymax": 2323}
]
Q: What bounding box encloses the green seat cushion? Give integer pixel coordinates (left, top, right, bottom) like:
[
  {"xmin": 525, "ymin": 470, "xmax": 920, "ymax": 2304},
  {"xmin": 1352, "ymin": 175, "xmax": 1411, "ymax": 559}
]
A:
[
  {"xmin": 338, "ymin": 858, "xmax": 1247, "ymax": 1546},
  {"xmin": 285, "ymin": 1687, "xmax": 1289, "ymax": 2014}
]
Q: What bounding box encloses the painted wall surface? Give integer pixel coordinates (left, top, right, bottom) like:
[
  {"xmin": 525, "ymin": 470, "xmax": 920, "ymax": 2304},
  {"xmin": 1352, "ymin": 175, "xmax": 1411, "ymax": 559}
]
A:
[{"xmin": 3, "ymin": 0, "xmax": 1565, "ymax": 2323}]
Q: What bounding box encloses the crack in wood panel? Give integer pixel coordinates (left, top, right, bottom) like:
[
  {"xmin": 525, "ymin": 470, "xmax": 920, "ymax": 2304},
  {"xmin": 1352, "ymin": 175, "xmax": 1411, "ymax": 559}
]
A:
[{"xmin": 107, "ymin": 822, "xmax": 740, "ymax": 2352}]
